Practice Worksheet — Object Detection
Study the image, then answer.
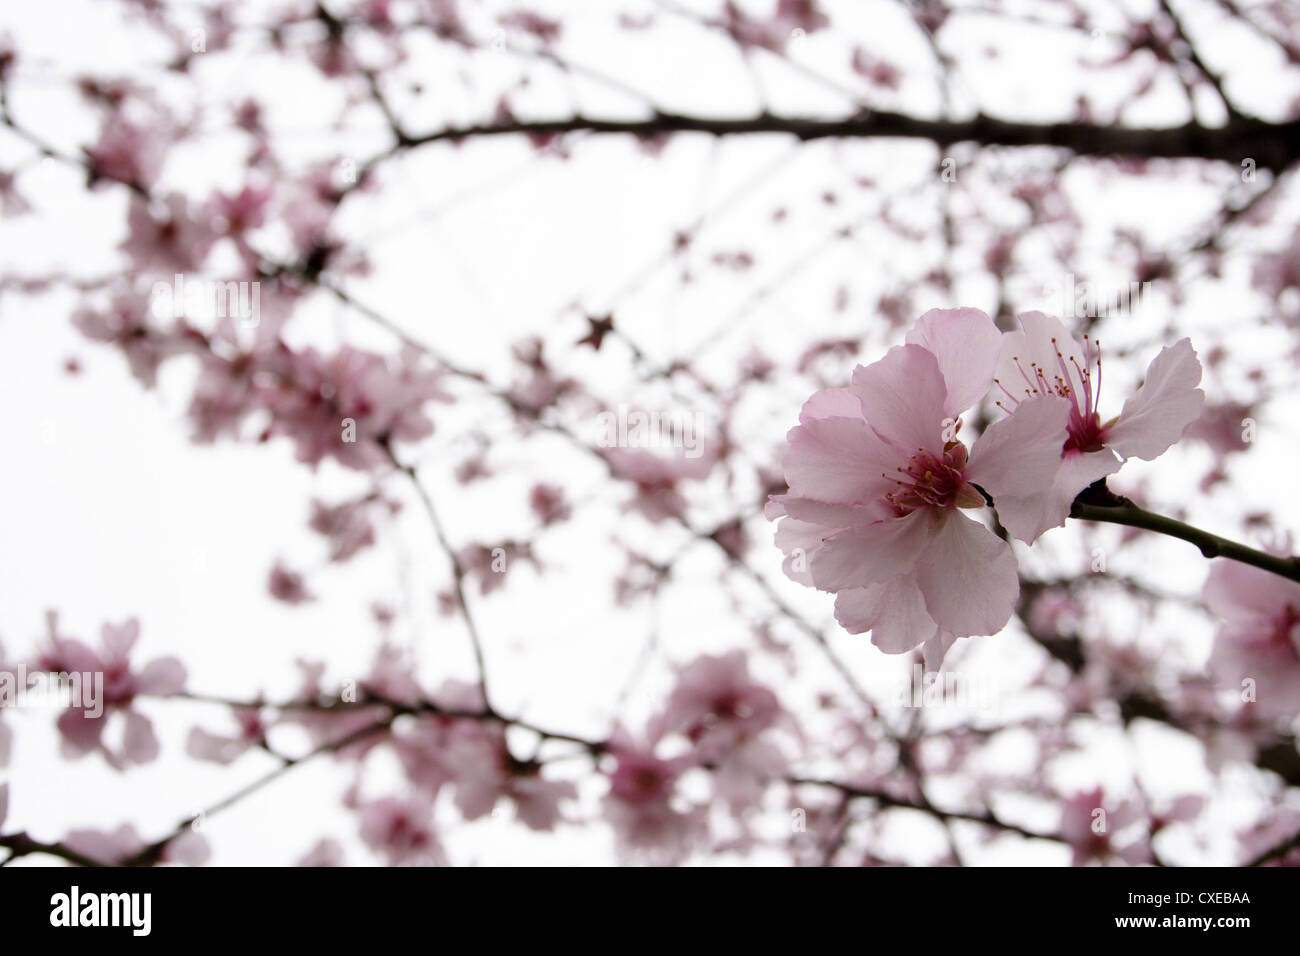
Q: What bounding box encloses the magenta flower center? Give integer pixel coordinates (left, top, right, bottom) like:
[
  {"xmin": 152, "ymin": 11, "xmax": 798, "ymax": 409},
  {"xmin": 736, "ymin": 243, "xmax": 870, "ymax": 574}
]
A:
[
  {"xmin": 884, "ymin": 441, "xmax": 980, "ymax": 515},
  {"xmin": 995, "ymin": 334, "xmax": 1109, "ymax": 454}
]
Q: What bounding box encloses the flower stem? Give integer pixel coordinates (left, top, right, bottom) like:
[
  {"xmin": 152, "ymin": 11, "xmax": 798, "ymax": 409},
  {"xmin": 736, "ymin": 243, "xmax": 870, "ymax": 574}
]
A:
[{"xmin": 1070, "ymin": 483, "xmax": 1300, "ymax": 584}]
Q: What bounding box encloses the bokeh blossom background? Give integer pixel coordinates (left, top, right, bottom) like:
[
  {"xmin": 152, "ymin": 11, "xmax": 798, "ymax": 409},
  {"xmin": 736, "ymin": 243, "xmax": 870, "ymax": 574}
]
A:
[{"xmin": 2, "ymin": 0, "xmax": 1300, "ymax": 866}]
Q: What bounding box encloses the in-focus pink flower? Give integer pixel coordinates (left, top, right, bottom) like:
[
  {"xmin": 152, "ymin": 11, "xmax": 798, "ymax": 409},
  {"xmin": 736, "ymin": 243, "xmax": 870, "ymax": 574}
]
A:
[
  {"xmin": 1203, "ymin": 559, "xmax": 1300, "ymax": 720},
  {"xmin": 769, "ymin": 308, "xmax": 1070, "ymax": 666},
  {"xmin": 990, "ymin": 311, "xmax": 1204, "ymax": 542}
]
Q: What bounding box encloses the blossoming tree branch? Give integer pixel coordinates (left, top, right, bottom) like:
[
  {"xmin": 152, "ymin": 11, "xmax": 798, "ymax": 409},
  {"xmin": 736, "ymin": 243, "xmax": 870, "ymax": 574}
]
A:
[{"xmin": 1, "ymin": 0, "xmax": 1299, "ymax": 867}]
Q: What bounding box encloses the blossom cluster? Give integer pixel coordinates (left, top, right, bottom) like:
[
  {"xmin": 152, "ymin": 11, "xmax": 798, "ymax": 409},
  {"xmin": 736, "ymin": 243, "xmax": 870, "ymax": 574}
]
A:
[{"xmin": 770, "ymin": 308, "xmax": 1205, "ymax": 666}]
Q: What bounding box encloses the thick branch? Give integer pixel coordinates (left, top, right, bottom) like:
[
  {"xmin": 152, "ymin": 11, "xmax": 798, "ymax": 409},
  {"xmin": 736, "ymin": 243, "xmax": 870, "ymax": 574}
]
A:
[{"xmin": 365, "ymin": 109, "xmax": 1300, "ymax": 172}]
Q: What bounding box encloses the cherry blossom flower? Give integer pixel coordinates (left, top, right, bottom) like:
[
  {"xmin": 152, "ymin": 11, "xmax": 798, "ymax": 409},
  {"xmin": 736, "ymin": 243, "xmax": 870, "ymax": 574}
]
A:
[
  {"xmin": 72, "ymin": 287, "xmax": 190, "ymax": 388},
  {"xmin": 1203, "ymin": 559, "xmax": 1300, "ymax": 720},
  {"xmin": 186, "ymin": 707, "xmax": 268, "ymax": 765},
  {"xmin": 440, "ymin": 731, "xmax": 577, "ymax": 831},
  {"xmin": 990, "ymin": 311, "xmax": 1204, "ymax": 542},
  {"xmin": 456, "ymin": 541, "xmax": 537, "ymax": 596},
  {"xmin": 528, "ymin": 482, "xmax": 571, "ymax": 526},
  {"xmin": 35, "ymin": 615, "xmax": 186, "ymax": 770},
  {"xmin": 357, "ymin": 795, "xmax": 447, "ymax": 866},
  {"xmin": 262, "ymin": 344, "xmax": 452, "ymax": 470},
  {"xmin": 650, "ymin": 651, "xmax": 787, "ymax": 758},
  {"xmin": 769, "ymin": 308, "xmax": 1071, "ymax": 665},
  {"xmin": 309, "ymin": 496, "xmax": 387, "ymax": 562},
  {"xmin": 393, "ymin": 682, "xmax": 489, "ymax": 796},
  {"xmin": 648, "ymin": 652, "xmax": 796, "ymax": 812},
  {"xmin": 602, "ymin": 740, "xmax": 705, "ymax": 863},
  {"xmin": 86, "ymin": 114, "xmax": 166, "ymax": 189},
  {"xmin": 604, "ymin": 446, "xmax": 716, "ymax": 524},
  {"xmin": 119, "ymin": 193, "xmax": 217, "ymax": 275},
  {"xmin": 0, "ymin": 169, "xmax": 30, "ymax": 216},
  {"xmin": 1058, "ymin": 787, "xmax": 1152, "ymax": 865},
  {"xmin": 1253, "ymin": 225, "xmax": 1300, "ymax": 326}
]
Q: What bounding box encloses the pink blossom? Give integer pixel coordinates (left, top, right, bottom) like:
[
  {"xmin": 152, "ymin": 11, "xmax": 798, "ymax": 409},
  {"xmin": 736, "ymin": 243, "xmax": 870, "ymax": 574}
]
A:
[
  {"xmin": 64, "ymin": 823, "xmax": 210, "ymax": 866},
  {"xmin": 281, "ymin": 164, "xmax": 341, "ymax": 256},
  {"xmin": 86, "ymin": 115, "xmax": 166, "ymax": 189},
  {"xmin": 1252, "ymin": 226, "xmax": 1300, "ymax": 325},
  {"xmin": 262, "ymin": 344, "xmax": 452, "ymax": 470},
  {"xmin": 1203, "ymin": 559, "xmax": 1300, "ymax": 720},
  {"xmin": 499, "ymin": 10, "xmax": 563, "ymax": 44},
  {"xmin": 357, "ymin": 795, "xmax": 447, "ymax": 866},
  {"xmin": 297, "ymin": 838, "xmax": 346, "ymax": 866},
  {"xmin": 1058, "ymin": 787, "xmax": 1152, "ymax": 866},
  {"xmin": 456, "ymin": 541, "xmax": 536, "ymax": 595},
  {"xmin": 268, "ymin": 559, "xmax": 315, "ymax": 604},
  {"xmin": 284, "ymin": 659, "xmax": 391, "ymax": 757},
  {"xmin": 119, "ymin": 194, "xmax": 217, "ymax": 275},
  {"xmin": 650, "ymin": 651, "xmax": 785, "ymax": 757},
  {"xmin": 602, "ymin": 741, "xmax": 705, "ymax": 863},
  {"xmin": 528, "ymin": 482, "xmax": 571, "ymax": 526},
  {"xmin": 649, "ymin": 652, "xmax": 795, "ymax": 811},
  {"xmin": 0, "ymin": 169, "xmax": 30, "ymax": 216},
  {"xmin": 440, "ymin": 730, "xmax": 577, "ymax": 830},
  {"xmin": 770, "ymin": 308, "xmax": 1070, "ymax": 665},
  {"xmin": 308, "ymin": 496, "xmax": 384, "ymax": 562},
  {"xmin": 604, "ymin": 446, "xmax": 715, "ymax": 523},
  {"xmin": 72, "ymin": 287, "xmax": 189, "ymax": 388},
  {"xmin": 990, "ymin": 311, "xmax": 1204, "ymax": 542},
  {"xmin": 1237, "ymin": 807, "xmax": 1300, "ymax": 866},
  {"xmin": 186, "ymin": 707, "xmax": 267, "ymax": 764},
  {"xmin": 36, "ymin": 615, "xmax": 186, "ymax": 769}
]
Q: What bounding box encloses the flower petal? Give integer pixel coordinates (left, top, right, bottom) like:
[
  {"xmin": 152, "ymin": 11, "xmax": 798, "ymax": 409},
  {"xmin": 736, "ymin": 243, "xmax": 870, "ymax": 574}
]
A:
[
  {"xmin": 810, "ymin": 510, "xmax": 932, "ymax": 592},
  {"xmin": 782, "ymin": 416, "xmax": 897, "ymax": 504},
  {"xmin": 773, "ymin": 516, "xmax": 825, "ymax": 587},
  {"xmin": 833, "ymin": 576, "xmax": 940, "ymax": 654},
  {"xmin": 905, "ymin": 307, "xmax": 1001, "ymax": 418},
  {"xmin": 1107, "ymin": 339, "xmax": 1204, "ymax": 461},
  {"xmin": 967, "ymin": 394, "xmax": 1070, "ymax": 500},
  {"xmin": 799, "ymin": 386, "xmax": 862, "ymax": 423},
  {"xmin": 850, "ymin": 344, "xmax": 947, "ymax": 456},
  {"xmin": 991, "ymin": 450, "xmax": 1120, "ymax": 544},
  {"xmin": 914, "ymin": 513, "xmax": 1019, "ymax": 637},
  {"xmin": 922, "ymin": 631, "xmax": 959, "ymax": 671},
  {"xmin": 994, "ymin": 311, "xmax": 1088, "ymax": 410},
  {"xmin": 1203, "ymin": 559, "xmax": 1300, "ymax": 623}
]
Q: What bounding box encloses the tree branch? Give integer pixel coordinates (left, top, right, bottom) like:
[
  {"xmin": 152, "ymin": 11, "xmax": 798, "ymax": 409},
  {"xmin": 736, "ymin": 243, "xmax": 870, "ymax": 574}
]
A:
[{"xmin": 1070, "ymin": 482, "xmax": 1300, "ymax": 583}]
